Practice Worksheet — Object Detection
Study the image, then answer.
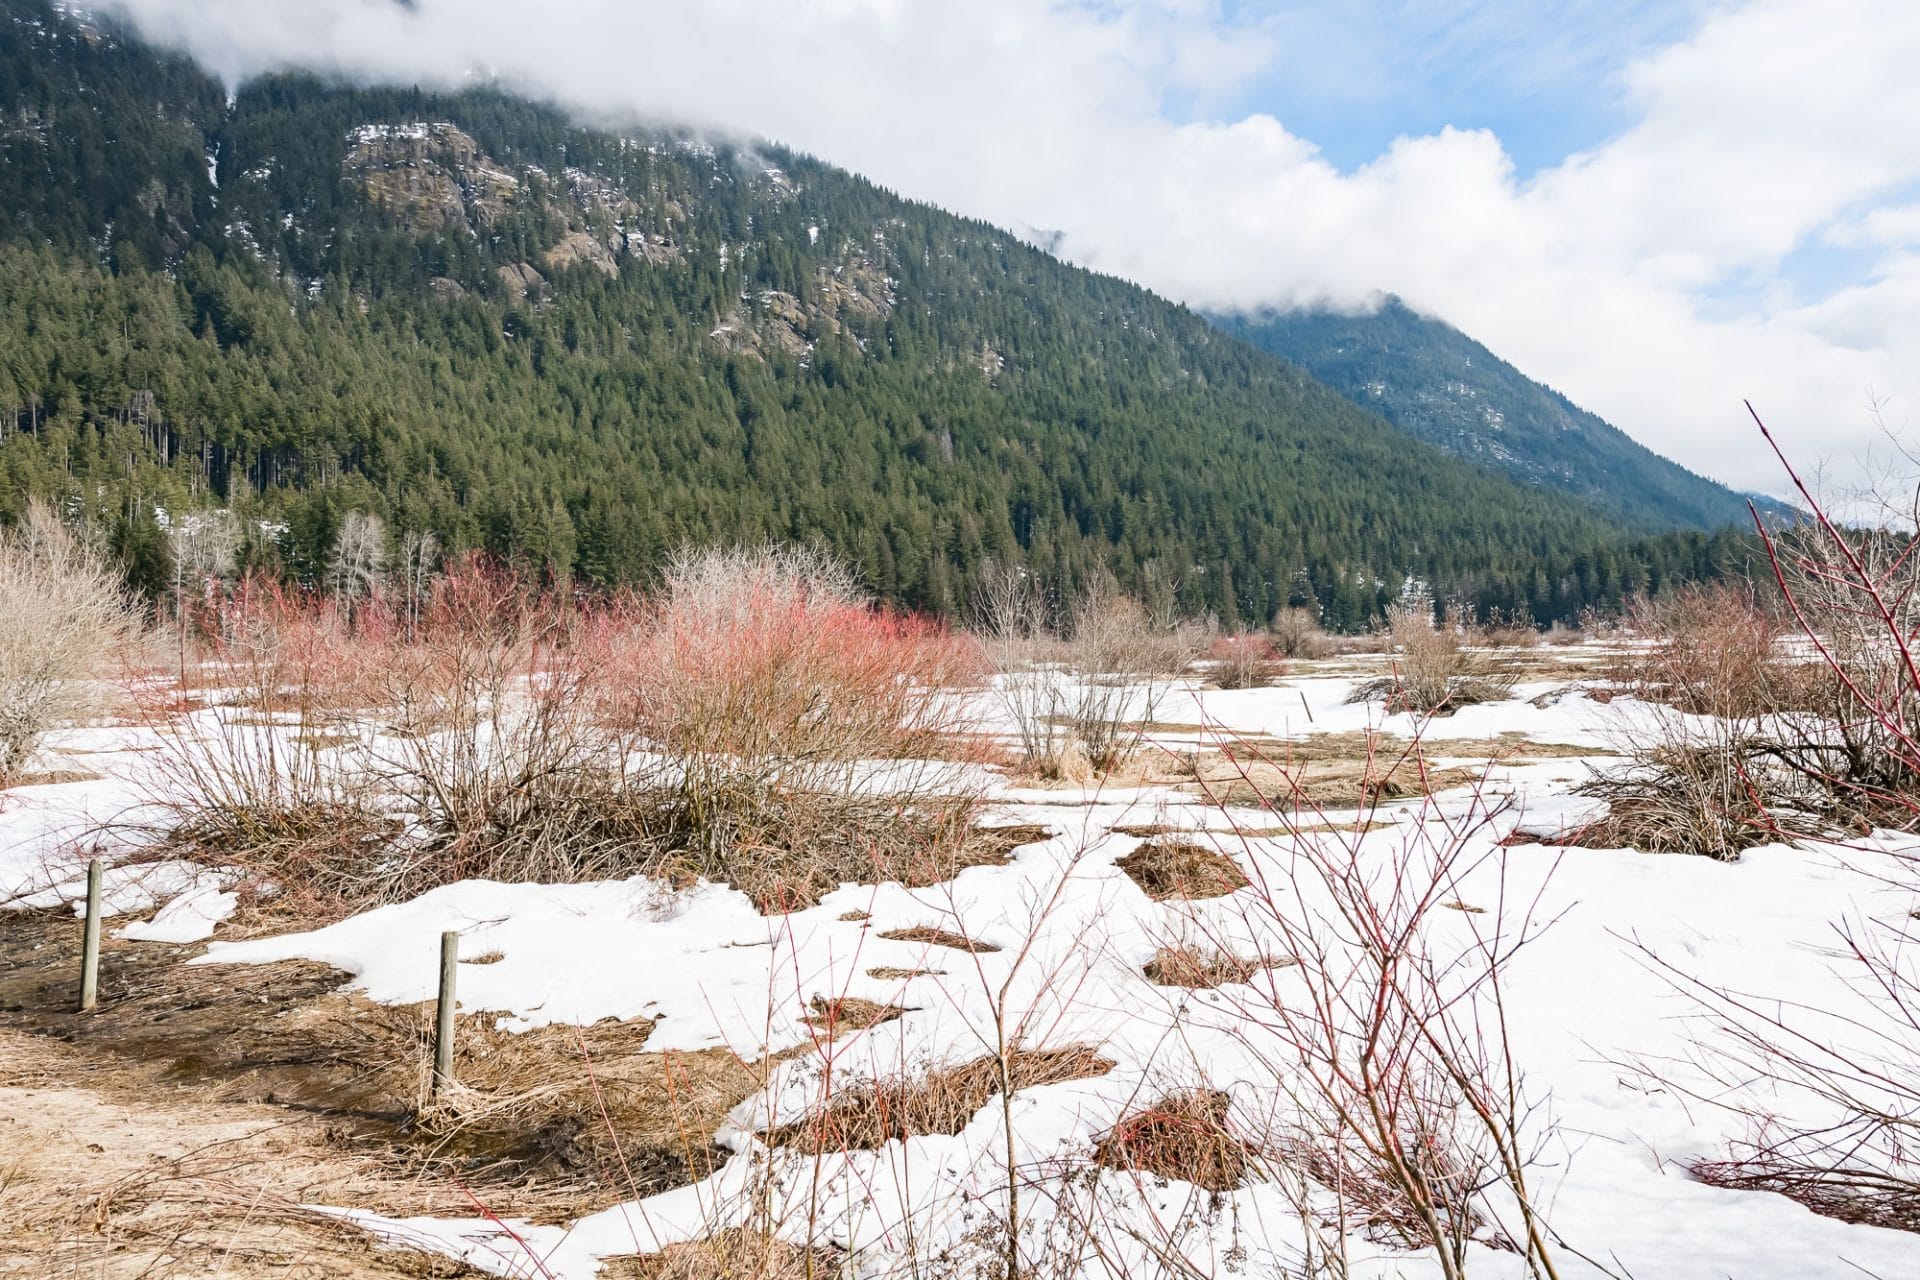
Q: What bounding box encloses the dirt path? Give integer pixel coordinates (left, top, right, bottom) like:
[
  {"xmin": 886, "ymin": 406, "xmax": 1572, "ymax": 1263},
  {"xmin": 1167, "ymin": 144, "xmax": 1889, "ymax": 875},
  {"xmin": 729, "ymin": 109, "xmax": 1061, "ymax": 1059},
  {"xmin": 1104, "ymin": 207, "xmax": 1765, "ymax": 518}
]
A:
[
  {"xmin": 0, "ymin": 910, "xmax": 754, "ymax": 1276},
  {"xmin": 0, "ymin": 1027, "xmax": 487, "ymax": 1277}
]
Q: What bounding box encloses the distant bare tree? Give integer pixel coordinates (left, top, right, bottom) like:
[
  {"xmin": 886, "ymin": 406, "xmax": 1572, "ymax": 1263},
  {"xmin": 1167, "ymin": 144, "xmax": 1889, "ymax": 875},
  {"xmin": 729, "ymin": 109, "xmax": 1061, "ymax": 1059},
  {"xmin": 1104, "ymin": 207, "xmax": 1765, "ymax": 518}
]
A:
[
  {"xmin": 398, "ymin": 528, "xmax": 441, "ymax": 633},
  {"xmin": 0, "ymin": 503, "xmax": 138, "ymax": 782},
  {"xmin": 327, "ymin": 511, "xmax": 389, "ymax": 603}
]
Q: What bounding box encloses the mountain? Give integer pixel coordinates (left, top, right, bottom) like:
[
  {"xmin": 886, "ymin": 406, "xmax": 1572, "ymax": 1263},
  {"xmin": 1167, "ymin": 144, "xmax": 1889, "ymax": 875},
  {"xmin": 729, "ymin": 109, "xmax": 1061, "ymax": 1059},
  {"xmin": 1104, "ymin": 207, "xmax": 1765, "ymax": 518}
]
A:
[
  {"xmin": 1210, "ymin": 299, "xmax": 1772, "ymax": 532},
  {"xmin": 0, "ymin": 0, "xmax": 1749, "ymax": 627}
]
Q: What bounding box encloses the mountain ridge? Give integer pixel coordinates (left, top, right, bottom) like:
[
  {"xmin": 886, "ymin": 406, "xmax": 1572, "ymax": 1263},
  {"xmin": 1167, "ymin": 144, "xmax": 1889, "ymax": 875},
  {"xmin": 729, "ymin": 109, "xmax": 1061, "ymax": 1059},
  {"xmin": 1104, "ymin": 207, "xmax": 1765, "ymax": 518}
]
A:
[
  {"xmin": 1209, "ymin": 298, "xmax": 1779, "ymax": 532},
  {"xmin": 0, "ymin": 0, "xmax": 1756, "ymax": 625}
]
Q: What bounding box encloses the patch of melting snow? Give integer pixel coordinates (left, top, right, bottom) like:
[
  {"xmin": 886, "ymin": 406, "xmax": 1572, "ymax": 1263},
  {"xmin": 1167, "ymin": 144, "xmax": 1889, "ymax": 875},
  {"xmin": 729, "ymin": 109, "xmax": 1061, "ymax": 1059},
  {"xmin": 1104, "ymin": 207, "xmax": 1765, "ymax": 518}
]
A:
[{"xmin": 14, "ymin": 658, "xmax": 1920, "ymax": 1278}]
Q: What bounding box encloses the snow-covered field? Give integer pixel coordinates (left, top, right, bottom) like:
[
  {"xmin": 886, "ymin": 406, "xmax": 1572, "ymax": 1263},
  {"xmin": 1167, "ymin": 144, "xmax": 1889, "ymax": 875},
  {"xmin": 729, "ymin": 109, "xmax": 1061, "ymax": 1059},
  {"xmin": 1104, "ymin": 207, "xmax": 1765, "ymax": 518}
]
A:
[{"xmin": 4, "ymin": 653, "xmax": 1917, "ymax": 1279}]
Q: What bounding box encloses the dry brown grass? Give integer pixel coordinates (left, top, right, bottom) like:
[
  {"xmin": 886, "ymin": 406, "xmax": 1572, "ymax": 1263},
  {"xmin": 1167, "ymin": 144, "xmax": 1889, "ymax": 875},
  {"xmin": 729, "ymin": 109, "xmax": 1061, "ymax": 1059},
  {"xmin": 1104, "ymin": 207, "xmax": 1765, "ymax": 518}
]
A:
[
  {"xmin": 867, "ymin": 966, "xmax": 943, "ymax": 980},
  {"xmin": 1196, "ymin": 758, "xmax": 1483, "ymax": 811},
  {"xmin": 1142, "ymin": 943, "xmax": 1294, "ymax": 989},
  {"xmin": 876, "ymin": 925, "xmax": 1000, "ymax": 952},
  {"xmin": 1094, "ymin": 1090, "xmax": 1255, "ymax": 1191},
  {"xmin": 1115, "ymin": 838, "xmax": 1249, "ymax": 900},
  {"xmin": 600, "ymin": 1229, "xmax": 842, "ymax": 1279},
  {"xmin": 803, "ymin": 996, "xmax": 906, "ymax": 1034},
  {"xmin": 0, "ymin": 767, "xmax": 101, "ymax": 788},
  {"xmin": 767, "ymin": 1045, "xmax": 1115, "ymax": 1153}
]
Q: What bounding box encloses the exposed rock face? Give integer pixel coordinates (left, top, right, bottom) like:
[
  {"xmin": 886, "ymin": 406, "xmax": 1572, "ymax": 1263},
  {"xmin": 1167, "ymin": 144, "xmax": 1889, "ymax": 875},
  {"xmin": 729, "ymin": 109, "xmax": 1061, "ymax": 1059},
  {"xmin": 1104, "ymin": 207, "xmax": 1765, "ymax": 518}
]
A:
[
  {"xmin": 497, "ymin": 262, "xmax": 546, "ymax": 302},
  {"xmin": 343, "ymin": 122, "xmax": 516, "ymax": 232},
  {"xmin": 707, "ymin": 255, "xmax": 895, "ymax": 362},
  {"xmin": 341, "ymin": 122, "xmax": 702, "ymax": 293},
  {"xmin": 540, "ymin": 229, "xmax": 620, "ymax": 278}
]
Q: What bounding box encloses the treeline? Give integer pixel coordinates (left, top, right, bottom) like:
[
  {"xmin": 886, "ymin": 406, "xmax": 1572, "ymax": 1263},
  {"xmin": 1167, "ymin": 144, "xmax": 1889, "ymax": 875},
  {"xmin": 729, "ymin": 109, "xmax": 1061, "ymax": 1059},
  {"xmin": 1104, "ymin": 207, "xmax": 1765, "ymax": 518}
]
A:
[{"xmin": 0, "ymin": 0, "xmax": 1769, "ymax": 627}]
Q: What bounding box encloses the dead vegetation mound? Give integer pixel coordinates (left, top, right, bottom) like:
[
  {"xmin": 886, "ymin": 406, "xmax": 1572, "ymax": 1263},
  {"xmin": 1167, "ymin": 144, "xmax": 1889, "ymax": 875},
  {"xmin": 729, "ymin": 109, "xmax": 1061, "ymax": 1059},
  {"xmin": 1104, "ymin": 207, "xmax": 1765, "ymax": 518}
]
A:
[
  {"xmin": 767, "ymin": 1045, "xmax": 1115, "ymax": 1153},
  {"xmin": 803, "ymin": 995, "xmax": 906, "ymax": 1034},
  {"xmin": 601, "ymin": 1229, "xmax": 842, "ymax": 1280},
  {"xmin": 877, "ymin": 925, "xmax": 999, "ymax": 952},
  {"xmin": 1142, "ymin": 944, "xmax": 1293, "ymax": 989},
  {"xmin": 1115, "ymin": 839, "xmax": 1249, "ymax": 900},
  {"xmin": 1094, "ymin": 1090, "xmax": 1256, "ymax": 1191}
]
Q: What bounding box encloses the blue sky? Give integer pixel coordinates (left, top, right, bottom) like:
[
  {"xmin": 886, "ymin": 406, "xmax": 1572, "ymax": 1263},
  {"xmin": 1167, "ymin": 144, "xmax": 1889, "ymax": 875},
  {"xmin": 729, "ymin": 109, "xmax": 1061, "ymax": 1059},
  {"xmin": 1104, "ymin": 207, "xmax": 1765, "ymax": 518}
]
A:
[{"xmin": 1201, "ymin": 0, "xmax": 1708, "ymax": 174}]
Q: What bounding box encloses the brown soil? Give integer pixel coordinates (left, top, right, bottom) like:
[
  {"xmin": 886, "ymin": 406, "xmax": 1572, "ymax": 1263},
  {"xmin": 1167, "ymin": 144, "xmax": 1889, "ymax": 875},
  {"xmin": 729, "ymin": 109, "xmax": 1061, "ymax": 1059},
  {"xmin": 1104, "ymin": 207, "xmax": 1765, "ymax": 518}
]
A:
[
  {"xmin": 0, "ymin": 1028, "xmax": 486, "ymax": 1278},
  {"xmin": 0, "ymin": 910, "xmax": 756, "ymax": 1239}
]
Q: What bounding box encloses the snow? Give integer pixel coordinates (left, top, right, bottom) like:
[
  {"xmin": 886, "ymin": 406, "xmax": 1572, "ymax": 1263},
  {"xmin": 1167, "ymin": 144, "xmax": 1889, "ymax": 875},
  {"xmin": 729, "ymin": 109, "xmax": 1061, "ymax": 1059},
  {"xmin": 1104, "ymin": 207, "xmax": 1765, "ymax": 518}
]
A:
[{"xmin": 5, "ymin": 658, "xmax": 1919, "ymax": 1276}]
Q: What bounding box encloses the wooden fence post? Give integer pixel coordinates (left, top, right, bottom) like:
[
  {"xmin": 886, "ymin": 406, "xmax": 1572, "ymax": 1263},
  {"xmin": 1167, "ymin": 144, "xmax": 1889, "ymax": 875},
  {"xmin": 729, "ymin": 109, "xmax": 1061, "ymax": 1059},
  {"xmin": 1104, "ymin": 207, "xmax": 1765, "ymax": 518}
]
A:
[
  {"xmin": 432, "ymin": 930, "xmax": 458, "ymax": 1098},
  {"xmin": 79, "ymin": 858, "xmax": 102, "ymax": 1012}
]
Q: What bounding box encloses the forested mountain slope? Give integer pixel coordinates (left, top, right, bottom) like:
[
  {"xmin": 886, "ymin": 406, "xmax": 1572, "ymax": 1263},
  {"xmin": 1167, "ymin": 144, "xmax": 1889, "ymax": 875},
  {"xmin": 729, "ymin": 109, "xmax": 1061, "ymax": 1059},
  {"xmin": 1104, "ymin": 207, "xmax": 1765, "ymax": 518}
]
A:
[
  {"xmin": 1211, "ymin": 300, "xmax": 1771, "ymax": 531},
  {"xmin": 0, "ymin": 0, "xmax": 1752, "ymax": 624}
]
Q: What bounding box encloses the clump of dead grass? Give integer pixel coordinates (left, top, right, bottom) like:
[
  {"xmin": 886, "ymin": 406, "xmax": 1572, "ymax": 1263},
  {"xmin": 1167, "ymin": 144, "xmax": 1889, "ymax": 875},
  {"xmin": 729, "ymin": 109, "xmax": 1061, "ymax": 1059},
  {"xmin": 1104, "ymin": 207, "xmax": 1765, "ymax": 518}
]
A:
[
  {"xmin": 1197, "ymin": 757, "xmax": 1482, "ymax": 812},
  {"xmin": 767, "ymin": 1046, "xmax": 1114, "ymax": 1153},
  {"xmin": 877, "ymin": 925, "xmax": 1000, "ymax": 952},
  {"xmin": 1142, "ymin": 943, "xmax": 1292, "ymax": 989},
  {"xmin": 1094, "ymin": 1089, "xmax": 1256, "ymax": 1191},
  {"xmin": 600, "ymin": 1229, "xmax": 842, "ymax": 1280},
  {"xmin": 1116, "ymin": 838, "xmax": 1249, "ymax": 900},
  {"xmin": 803, "ymin": 996, "xmax": 906, "ymax": 1034}
]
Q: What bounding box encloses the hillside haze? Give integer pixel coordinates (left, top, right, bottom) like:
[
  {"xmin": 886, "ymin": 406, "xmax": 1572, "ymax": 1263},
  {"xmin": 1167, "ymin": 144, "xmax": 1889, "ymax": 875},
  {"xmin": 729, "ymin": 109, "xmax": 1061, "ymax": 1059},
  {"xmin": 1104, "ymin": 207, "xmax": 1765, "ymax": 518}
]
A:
[
  {"xmin": 1211, "ymin": 300, "xmax": 1771, "ymax": 532},
  {"xmin": 0, "ymin": 0, "xmax": 1746, "ymax": 625}
]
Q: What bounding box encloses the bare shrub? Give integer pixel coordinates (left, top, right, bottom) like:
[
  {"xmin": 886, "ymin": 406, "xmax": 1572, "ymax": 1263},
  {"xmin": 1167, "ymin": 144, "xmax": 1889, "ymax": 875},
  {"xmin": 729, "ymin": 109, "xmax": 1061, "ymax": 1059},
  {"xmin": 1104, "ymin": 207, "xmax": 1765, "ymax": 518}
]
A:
[
  {"xmin": 1207, "ymin": 632, "xmax": 1284, "ymax": 689},
  {"xmin": 1471, "ymin": 605, "xmax": 1540, "ymax": 650},
  {"xmin": 1613, "ymin": 583, "xmax": 1788, "ymax": 718},
  {"xmin": 1094, "ymin": 1089, "xmax": 1255, "ymax": 1191},
  {"xmin": 1271, "ymin": 606, "xmax": 1332, "ymax": 660},
  {"xmin": 0, "ymin": 503, "xmax": 138, "ymax": 783},
  {"xmin": 1348, "ymin": 592, "xmax": 1515, "ymax": 715},
  {"xmin": 597, "ymin": 543, "xmax": 989, "ymax": 909},
  {"xmin": 355, "ymin": 558, "xmax": 630, "ymax": 894},
  {"xmin": 1190, "ymin": 742, "xmax": 1570, "ymax": 1279},
  {"xmin": 766, "ymin": 1044, "xmax": 1114, "ymax": 1153},
  {"xmin": 1622, "ymin": 408, "xmax": 1920, "ymax": 1237},
  {"xmin": 140, "ymin": 546, "xmax": 995, "ymax": 917},
  {"xmin": 974, "ymin": 566, "xmax": 1205, "ymax": 778},
  {"xmin": 1575, "ymin": 582, "xmax": 1818, "ymax": 859}
]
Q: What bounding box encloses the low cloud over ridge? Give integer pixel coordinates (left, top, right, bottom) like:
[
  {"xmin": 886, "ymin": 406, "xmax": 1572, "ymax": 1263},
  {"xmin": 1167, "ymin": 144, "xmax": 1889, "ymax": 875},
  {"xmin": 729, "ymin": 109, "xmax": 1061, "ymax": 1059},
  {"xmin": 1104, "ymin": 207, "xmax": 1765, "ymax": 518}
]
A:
[{"xmin": 93, "ymin": 0, "xmax": 1920, "ymax": 497}]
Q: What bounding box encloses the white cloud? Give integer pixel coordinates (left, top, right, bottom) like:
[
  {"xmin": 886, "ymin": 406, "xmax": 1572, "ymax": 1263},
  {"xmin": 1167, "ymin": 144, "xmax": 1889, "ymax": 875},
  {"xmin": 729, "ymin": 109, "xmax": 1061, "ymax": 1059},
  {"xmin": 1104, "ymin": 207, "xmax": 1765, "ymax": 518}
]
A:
[{"xmin": 94, "ymin": 0, "xmax": 1920, "ymax": 496}]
